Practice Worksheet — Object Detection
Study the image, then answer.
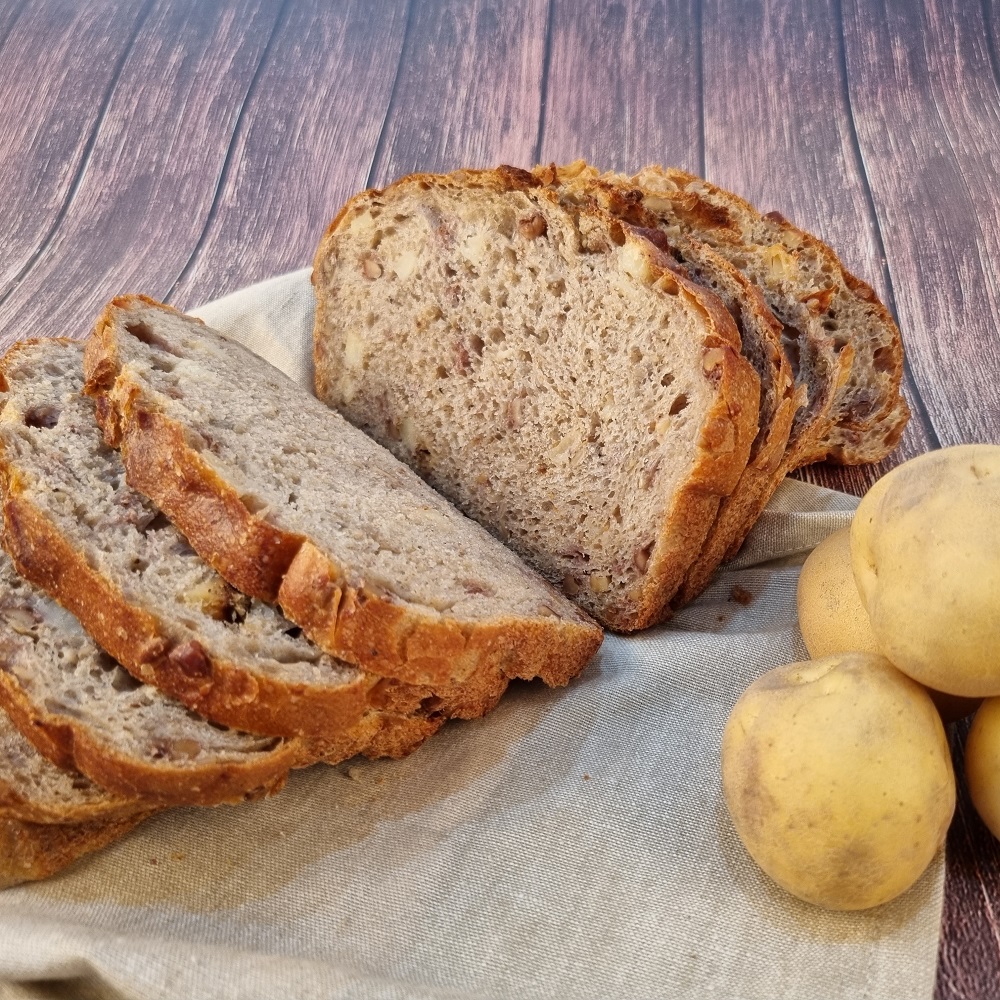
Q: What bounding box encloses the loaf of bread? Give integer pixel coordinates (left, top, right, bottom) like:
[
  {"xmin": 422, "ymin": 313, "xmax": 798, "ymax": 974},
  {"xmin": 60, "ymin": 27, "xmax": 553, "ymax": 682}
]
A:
[
  {"xmin": 532, "ymin": 165, "xmax": 800, "ymax": 603},
  {"xmin": 84, "ymin": 295, "xmax": 603, "ymax": 682},
  {"xmin": 0, "ymin": 708, "xmax": 156, "ymax": 887},
  {"xmin": 618, "ymin": 164, "xmax": 909, "ymax": 466},
  {"xmin": 310, "ymin": 167, "xmax": 762, "ymax": 629}
]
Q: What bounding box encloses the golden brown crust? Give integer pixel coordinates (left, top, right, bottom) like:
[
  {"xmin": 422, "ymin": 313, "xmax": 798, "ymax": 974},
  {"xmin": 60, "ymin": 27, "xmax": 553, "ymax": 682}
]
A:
[
  {"xmin": 0, "ymin": 486, "xmax": 374, "ymax": 743},
  {"xmin": 315, "ymin": 168, "xmax": 761, "ymax": 631},
  {"xmin": 656, "ymin": 167, "xmax": 909, "ymax": 467},
  {"xmin": 85, "ymin": 295, "xmax": 604, "ymax": 681},
  {"xmin": 0, "ymin": 810, "xmax": 155, "ymax": 888}
]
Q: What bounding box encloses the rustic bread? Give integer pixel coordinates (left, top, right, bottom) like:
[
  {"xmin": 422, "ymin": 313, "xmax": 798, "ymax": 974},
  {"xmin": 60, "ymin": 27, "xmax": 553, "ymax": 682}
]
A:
[
  {"xmin": 0, "ymin": 708, "xmax": 157, "ymax": 887},
  {"xmin": 534, "ymin": 165, "xmax": 799, "ymax": 602},
  {"xmin": 0, "ymin": 545, "xmax": 297, "ymax": 805},
  {"xmin": 0, "ymin": 340, "xmax": 376, "ymax": 741},
  {"xmin": 84, "ymin": 294, "xmax": 604, "ymax": 673},
  {"xmin": 310, "ymin": 167, "xmax": 761, "ymax": 629},
  {"xmin": 618, "ymin": 164, "xmax": 908, "ymax": 466}
]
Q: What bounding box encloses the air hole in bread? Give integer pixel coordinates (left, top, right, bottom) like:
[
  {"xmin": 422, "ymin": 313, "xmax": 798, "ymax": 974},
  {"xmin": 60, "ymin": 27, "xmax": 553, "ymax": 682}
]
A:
[
  {"xmin": 111, "ymin": 666, "xmax": 142, "ymax": 692},
  {"xmin": 444, "ymin": 263, "xmax": 457, "ymax": 278},
  {"xmin": 283, "ymin": 626, "xmax": 302, "ymax": 640},
  {"xmin": 435, "ymin": 365, "xmax": 449, "ymax": 379},
  {"xmin": 832, "ymin": 336, "xmax": 850, "ymax": 353},
  {"xmin": 470, "ymin": 334, "xmax": 484, "ymax": 357},
  {"xmin": 873, "ymin": 345, "xmax": 895, "ymax": 374},
  {"xmin": 126, "ymin": 321, "xmax": 182, "ymax": 356},
  {"xmin": 630, "ymin": 347, "xmax": 643, "ymax": 364},
  {"xmin": 487, "ymin": 327, "xmax": 505, "ymax": 344},
  {"xmin": 661, "ymin": 372, "xmax": 675, "ymax": 387},
  {"xmin": 23, "ymin": 405, "xmax": 60, "ymax": 429},
  {"xmin": 140, "ymin": 512, "xmax": 172, "ymax": 535},
  {"xmin": 608, "ymin": 221, "xmax": 627, "ymax": 246},
  {"xmin": 669, "ymin": 394, "xmax": 689, "ymax": 415}
]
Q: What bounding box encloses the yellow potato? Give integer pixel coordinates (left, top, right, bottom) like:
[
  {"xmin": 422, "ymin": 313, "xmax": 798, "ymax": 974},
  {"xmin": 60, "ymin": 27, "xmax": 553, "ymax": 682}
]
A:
[
  {"xmin": 964, "ymin": 698, "xmax": 1000, "ymax": 840},
  {"xmin": 851, "ymin": 445, "xmax": 1000, "ymax": 697},
  {"xmin": 722, "ymin": 652, "xmax": 955, "ymax": 910},
  {"xmin": 798, "ymin": 525, "xmax": 980, "ymax": 723},
  {"xmin": 797, "ymin": 526, "xmax": 878, "ymax": 658}
]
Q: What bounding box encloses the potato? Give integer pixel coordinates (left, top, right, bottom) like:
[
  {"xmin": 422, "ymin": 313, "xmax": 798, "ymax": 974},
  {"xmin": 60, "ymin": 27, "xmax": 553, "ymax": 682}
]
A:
[
  {"xmin": 851, "ymin": 445, "xmax": 1000, "ymax": 697},
  {"xmin": 797, "ymin": 526, "xmax": 878, "ymax": 658},
  {"xmin": 798, "ymin": 525, "xmax": 980, "ymax": 723},
  {"xmin": 722, "ymin": 652, "xmax": 955, "ymax": 910},
  {"xmin": 964, "ymin": 698, "xmax": 1000, "ymax": 840}
]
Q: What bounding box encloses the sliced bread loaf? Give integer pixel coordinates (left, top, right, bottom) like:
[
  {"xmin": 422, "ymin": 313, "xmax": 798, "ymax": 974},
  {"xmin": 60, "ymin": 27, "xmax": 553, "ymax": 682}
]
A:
[
  {"xmin": 0, "ymin": 708, "xmax": 156, "ymax": 886},
  {"xmin": 534, "ymin": 166, "xmax": 799, "ymax": 602},
  {"xmin": 0, "ymin": 340, "xmax": 375, "ymax": 740},
  {"xmin": 310, "ymin": 167, "xmax": 761, "ymax": 629},
  {"xmin": 84, "ymin": 294, "xmax": 604, "ymax": 673},
  {"xmin": 0, "ymin": 545, "xmax": 297, "ymax": 805},
  {"xmin": 620, "ymin": 164, "xmax": 909, "ymax": 466}
]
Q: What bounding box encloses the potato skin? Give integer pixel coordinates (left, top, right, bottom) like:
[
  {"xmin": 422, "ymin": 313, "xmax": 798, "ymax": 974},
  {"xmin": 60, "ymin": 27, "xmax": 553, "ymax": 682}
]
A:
[
  {"xmin": 798, "ymin": 525, "xmax": 979, "ymax": 723},
  {"xmin": 965, "ymin": 698, "xmax": 1000, "ymax": 840},
  {"xmin": 851, "ymin": 445, "xmax": 1000, "ymax": 697},
  {"xmin": 722, "ymin": 653, "xmax": 955, "ymax": 910},
  {"xmin": 797, "ymin": 526, "xmax": 878, "ymax": 659}
]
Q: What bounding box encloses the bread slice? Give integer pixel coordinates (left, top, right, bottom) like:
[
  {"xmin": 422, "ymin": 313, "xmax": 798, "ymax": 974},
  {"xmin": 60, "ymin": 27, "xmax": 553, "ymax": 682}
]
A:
[
  {"xmin": 0, "ymin": 340, "xmax": 377, "ymax": 741},
  {"xmin": 310, "ymin": 167, "xmax": 761, "ymax": 629},
  {"xmin": 0, "ymin": 545, "xmax": 297, "ymax": 806},
  {"xmin": 84, "ymin": 294, "xmax": 604, "ymax": 675},
  {"xmin": 533, "ymin": 165, "xmax": 799, "ymax": 602},
  {"xmin": 0, "ymin": 709, "xmax": 157, "ymax": 887},
  {"xmin": 619, "ymin": 164, "xmax": 909, "ymax": 466}
]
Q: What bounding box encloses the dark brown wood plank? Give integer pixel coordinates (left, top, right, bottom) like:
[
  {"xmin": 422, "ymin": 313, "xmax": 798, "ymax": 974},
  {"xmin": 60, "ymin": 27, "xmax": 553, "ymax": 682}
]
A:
[
  {"xmin": 937, "ymin": 720, "xmax": 1000, "ymax": 1000},
  {"xmin": 843, "ymin": 0, "xmax": 1000, "ymax": 453},
  {"xmin": 539, "ymin": 0, "xmax": 702, "ymax": 173},
  {"xmin": 167, "ymin": 0, "xmax": 410, "ymax": 309},
  {"xmin": 0, "ymin": 0, "xmax": 282, "ymax": 350},
  {"xmin": 0, "ymin": 0, "xmax": 149, "ymax": 301},
  {"xmin": 367, "ymin": 0, "xmax": 548, "ymax": 184},
  {"xmin": 702, "ymin": 0, "xmax": 936, "ymax": 495}
]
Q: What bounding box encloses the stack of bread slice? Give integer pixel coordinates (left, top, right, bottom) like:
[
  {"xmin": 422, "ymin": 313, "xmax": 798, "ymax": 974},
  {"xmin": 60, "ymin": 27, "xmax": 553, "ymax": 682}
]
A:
[
  {"xmin": 0, "ymin": 314, "xmax": 601, "ymax": 884},
  {"xmin": 312, "ymin": 164, "xmax": 908, "ymax": 626},
  {"xmin": 0, "ymin": 161, "xmax": 907, "ymax": 883}
]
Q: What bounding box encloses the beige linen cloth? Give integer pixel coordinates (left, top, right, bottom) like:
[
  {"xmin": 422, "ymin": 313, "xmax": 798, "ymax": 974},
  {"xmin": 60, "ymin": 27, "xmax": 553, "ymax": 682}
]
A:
[{"xmin": 0, "ymin": 271, "xmax": 942, "ymax": 1000}]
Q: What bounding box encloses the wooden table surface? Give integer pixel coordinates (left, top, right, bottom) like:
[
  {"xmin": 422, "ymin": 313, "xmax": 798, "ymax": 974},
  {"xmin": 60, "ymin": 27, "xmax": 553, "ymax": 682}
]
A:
[{"xmin": 1, "ymin": 0, "xmax": 998, "ymax": 994}]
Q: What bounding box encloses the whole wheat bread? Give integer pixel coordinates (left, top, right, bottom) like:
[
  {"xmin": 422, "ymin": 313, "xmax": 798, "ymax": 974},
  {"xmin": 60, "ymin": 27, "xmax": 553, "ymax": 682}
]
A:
[
  {"xmin": 310, "ymin": 167, "xmax": 761, "ymax": 629},
  {"xmin": 0, "ymin": 340, "xmax": 376, "ymax": 741},
  {"xmin": 0, "ymin": 545, "xmax": 297, "ymax": 805},
  {"xmin": 530, "ymin": 165, "xmax": 799, "ymax": 603},
  {"xmin": 84, "ymin": 294, "xmax": 603, "ymax": 676},
  {"xmin": 0, "ymin": 708, "xmax": 156, "ymax": 887}
]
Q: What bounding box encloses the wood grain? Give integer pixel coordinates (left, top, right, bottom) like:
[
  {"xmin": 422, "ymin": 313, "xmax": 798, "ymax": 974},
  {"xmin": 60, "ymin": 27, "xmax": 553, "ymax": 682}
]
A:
[
  {"xmin": 0, "ymin": 0, "xmax": 149, "ymax": 303},
  {"xmin": 367, "ymin": 0, "xmax": 548, "ymax": 183},
  {"xmin": 0, "ymin": 0, "xmax": 280, "ymax": 349},
  {"xmin": 842, "ymin": 0, "xmax": 1000, "ymax": 451},
  {"xmin": 538, "ymin": 0, "xmax": 702, "ymax": 173},
  {"xmin": 700, "ymin": 0, "xmax": 936, "ymax": 497},
  {"xmin": 168, "ymin": 0, "xmax": 410, "ymax": 309},
  {"xmin": 937, "ymin": 721, "xmax": 1000, "ymax": 1000}
]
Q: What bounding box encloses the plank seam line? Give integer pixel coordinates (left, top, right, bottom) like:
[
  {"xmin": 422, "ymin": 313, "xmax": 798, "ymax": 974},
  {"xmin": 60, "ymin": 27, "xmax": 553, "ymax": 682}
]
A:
[
  {"xmin": 532, "ymin": 0, "xmax": 556, "ymax": 166},
  {"xmin": 984, "ymin": 0, "xmax": 1000, "ymax": 95},
  {"xmin": 695, "ymin": 0, "xmax": 706, "ymax": 178},
  {"xmin": 0, "ymin": 0, "xmax": 30, "ymax": 64},
  {"xmin": 0, "ymin": 0, "xmax": 157, "ymax": 313},
  {"xmin": 833, "ymin": 0, "xmax": 941, "ymax": 451},
  {"xmin": 164, "ymin": 0, "xmax": 293, "ymax": 304},
  {"xmin": 364, "ymin": 0, "xmax": 416, "ymax": 191}
]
